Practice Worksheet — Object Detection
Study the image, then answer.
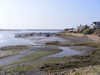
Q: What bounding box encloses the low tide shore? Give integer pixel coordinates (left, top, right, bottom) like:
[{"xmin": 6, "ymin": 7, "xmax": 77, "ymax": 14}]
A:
[
  {"xmin": 40, "ymin": 33, "xmax": 100, "ymax": 75},
  {"xmin": 0, "ymin": 32, "xmax": 100, "ymax": 75}
]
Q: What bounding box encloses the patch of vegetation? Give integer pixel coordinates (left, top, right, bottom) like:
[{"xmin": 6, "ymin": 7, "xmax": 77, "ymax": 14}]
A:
[
  {"xmin": 74, "ymin": 42, "xmax": 100, "ymax": 48},
  {"xmin": 0, "ymin": 45, "xmax": 32, "ymax": 58},
  {"xmin": 13, "ymin": 47, "xmax": 62, "ymax": 64},
  {"xmin": 0, "ymin": 45, "xmax": 31, "ymax": 51},
  {"xmin": 2, "ymin": 46, "xmax": 100, "ymax": 75},
  {"xmin": 9, "ymin": 64, "xmax": 35, "ymax": 71},
  {"xmin": 39, "ymin": 47, "xmax": 100, "ymax": 72},
  {"xmin": 46, "ymin": 40, "xmax": 100, "ymax": 49},
  {"xmin": 81, "ymin": 29, "xmax": 94, "ymax": 34},
  {"xmin": 75, "ymin": 72, "xmax": 81, "ymax": 75},
  {"xmin": 45, "ymin": 41, "xmax": 74, "ymax": 46},
  {"xmin": 0, "ymin": 64, "xmax": 35, "ymax": 75},
  {"xmin": 45, "ymin": 41, "xmax": 60, "ymax": 45}
]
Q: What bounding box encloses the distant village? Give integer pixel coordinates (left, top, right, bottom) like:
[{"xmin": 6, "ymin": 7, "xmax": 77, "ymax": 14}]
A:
[{"xmin": 64, "ymin": 21, "xmax": 100, "ymax": 36}]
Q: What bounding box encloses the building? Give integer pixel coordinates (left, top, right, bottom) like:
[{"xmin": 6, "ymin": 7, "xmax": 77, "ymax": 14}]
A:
[
  {"xmin": 77, "ymin": 24, "xmax": 89, "ymax": 32},
  {"xmin": 93, "ymin": 22, "xmax": 100, "ymax": 29},
  {"xmin": 89, "ymin": 24, "xmax": 95, "ymax": 29},
  {"xmin": 64, "ymin": 28, "xmax": 77, "ymax": 32}
]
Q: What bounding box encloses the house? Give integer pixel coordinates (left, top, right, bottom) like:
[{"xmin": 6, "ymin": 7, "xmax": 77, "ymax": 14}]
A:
[
  {"xmin": 89, "ymin": 24, "xmax": 95, "ymax": 29},
  {"xmin": 77, "ymin": 24, "xmax": 89, "ymax": 32},
  {"xmin": 93, "ymin": 22, "xmax": 100, "ymax": 29},
  {"xmin": 64, "ymin": 28, "xmax": 76, "ymax": 32}
]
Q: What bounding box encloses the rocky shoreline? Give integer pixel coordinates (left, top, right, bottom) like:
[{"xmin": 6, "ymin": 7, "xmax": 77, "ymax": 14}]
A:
[
  {"xmin": 38, "ymin": 33, "xmax": 100, "ymax": 75},
  {"xmin": 0, "ymin": 32, "xmax": 100, "ymax": 75}
]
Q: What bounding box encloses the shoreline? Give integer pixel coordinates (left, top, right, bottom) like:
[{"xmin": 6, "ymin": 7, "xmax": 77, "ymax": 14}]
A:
[
  {"xmin": 0, "ymin": 31, "xmax": 100, "ymax": 75},
  {"xmin": 38, "ymin": 32, "xmax": 100, "ymax": 74},
  {"xmin": 59, "ymin": 32, "xmax": 100, "ymax": 41}
]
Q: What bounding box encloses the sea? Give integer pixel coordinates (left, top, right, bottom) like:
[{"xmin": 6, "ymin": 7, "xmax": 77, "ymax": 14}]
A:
[{"xmin": 0, "ymin": 30, "xmax": 63, "ymax": 47}]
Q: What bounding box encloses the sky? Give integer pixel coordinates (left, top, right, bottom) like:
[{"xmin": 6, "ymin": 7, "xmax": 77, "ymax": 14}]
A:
[{"xmin": 0, "ymin": 0, "xmax": 100, "ymax": 29}]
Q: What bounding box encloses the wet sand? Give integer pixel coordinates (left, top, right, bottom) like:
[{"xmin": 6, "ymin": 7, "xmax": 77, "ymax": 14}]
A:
[{"xmin": 0, "ymin": 33, "xmax": 91, "ymax": 66}]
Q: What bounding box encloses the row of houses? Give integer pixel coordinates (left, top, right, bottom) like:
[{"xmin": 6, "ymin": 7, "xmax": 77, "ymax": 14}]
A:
[
  {"xmin": 64, "ymin": 21, "xmax": 100, "ymax": 33},
  {"xmin": 78, "ymin": 21, "xmax": 100, "ymax": 32}
]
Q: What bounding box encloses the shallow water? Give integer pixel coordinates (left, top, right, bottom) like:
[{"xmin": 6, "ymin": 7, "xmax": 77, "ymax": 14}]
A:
[
  {"xmin": 0, "ymin": 31, "xmax": 33, "ymax": 47},
  {"xmin": 0, "ymin": 31, "xmax": 83, "ymax": 57},
  {"xmin": 50, "ymin": 47, "xmax": 83, "ymax": 57},
  {"xmin": 0, "ymin": 47, "xmax": 35, "ymax": 65},
  {"xmin": 0, "ymin": 30, "xmax": 60, "ymax": 47},
  {"xmin": 0, "ymin": 30, "xmax": 84, "ymax": 65}
]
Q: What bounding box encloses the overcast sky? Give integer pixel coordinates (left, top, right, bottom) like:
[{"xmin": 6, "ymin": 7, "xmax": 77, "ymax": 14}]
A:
[{"xmin": 0, "ymin": 0, "xmax": 100, "ymax": 29}]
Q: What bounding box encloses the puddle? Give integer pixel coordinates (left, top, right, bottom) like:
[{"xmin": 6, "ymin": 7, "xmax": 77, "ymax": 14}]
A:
[{"xmin": 49, "ymin": 47, "xmax": 83, "ymax": 57}]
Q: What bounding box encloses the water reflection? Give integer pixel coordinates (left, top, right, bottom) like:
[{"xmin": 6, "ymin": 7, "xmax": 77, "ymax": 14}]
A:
[{"xmin": 50, "ymin": 47, "xmax": 83, "ymax": 57}]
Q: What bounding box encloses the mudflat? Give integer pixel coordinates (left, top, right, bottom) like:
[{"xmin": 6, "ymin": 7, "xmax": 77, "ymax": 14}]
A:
[{"xmin": 0, "ymin": 33, "xmax": 100, "ymax": 75}]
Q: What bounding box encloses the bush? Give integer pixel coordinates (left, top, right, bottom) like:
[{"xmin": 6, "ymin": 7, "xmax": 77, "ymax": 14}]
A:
[{"xmin": 82, "ymin": 29, "xmax": 94, "ymax": 34}]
